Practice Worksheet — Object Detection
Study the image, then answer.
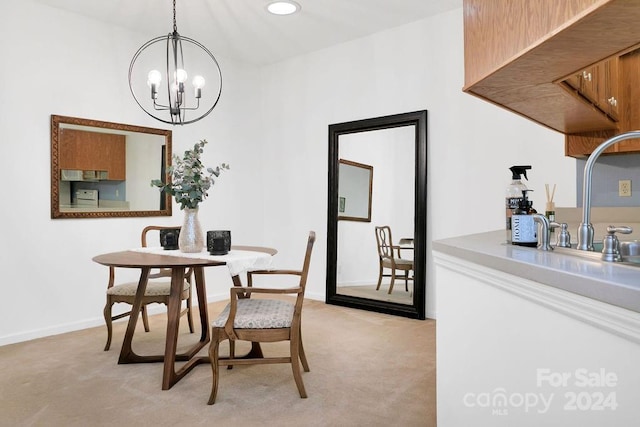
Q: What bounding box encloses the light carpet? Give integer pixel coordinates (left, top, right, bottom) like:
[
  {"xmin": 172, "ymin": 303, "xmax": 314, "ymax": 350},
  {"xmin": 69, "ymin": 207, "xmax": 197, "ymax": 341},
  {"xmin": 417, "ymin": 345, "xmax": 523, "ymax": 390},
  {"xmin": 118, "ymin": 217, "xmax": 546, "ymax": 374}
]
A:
[
  {"xmin": 0, "ymin": 299, "xmax": 435, "ymax": 427},
  {"xmin": 338, "ymin": 284, "xmax": 414, "ymax": 305}
]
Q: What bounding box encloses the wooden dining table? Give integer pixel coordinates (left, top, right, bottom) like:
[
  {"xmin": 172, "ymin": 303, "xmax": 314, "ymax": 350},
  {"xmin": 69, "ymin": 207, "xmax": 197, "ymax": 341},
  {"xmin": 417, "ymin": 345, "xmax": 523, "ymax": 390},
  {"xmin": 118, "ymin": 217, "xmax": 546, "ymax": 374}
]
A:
[{"xmin": 92, "ymin": 245, "xmax": 276, "ymax": 390}]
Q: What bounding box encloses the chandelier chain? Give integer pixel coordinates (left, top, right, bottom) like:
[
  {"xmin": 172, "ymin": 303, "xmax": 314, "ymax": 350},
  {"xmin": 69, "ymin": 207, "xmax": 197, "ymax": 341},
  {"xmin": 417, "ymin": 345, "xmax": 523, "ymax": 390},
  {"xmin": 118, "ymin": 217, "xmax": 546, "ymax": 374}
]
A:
[{"xmin": 173, "ymin": 0, "xmax": 177, "ymax": 33}]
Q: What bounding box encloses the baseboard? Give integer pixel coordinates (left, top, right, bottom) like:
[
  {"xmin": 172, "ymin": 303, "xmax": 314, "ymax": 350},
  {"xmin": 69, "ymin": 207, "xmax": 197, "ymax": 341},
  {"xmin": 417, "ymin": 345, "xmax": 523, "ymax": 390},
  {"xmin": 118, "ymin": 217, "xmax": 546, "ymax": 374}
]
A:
[
  {"xmin": 0, "ymin": 293, "xmax": 230, "ymax": 347},
  {"xmin": 0, "ymin": 289, "xmax": 353, "ymax": 347}
]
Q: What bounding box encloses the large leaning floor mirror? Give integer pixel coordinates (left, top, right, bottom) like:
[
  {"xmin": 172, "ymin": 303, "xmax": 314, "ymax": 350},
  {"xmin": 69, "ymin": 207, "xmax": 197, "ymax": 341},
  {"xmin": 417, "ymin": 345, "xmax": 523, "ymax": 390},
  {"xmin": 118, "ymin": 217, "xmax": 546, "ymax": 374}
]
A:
[{"xmin": 326, "ymin": 110, "xmax": 427, "ymax": 319}]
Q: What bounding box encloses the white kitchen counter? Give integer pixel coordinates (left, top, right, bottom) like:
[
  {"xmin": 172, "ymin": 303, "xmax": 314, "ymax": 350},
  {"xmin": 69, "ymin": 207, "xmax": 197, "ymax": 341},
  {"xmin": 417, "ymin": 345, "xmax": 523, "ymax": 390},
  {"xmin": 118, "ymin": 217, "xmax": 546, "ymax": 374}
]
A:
[
  {"xmin": 59, "ymin": 200, "xmax": 130, "ymax": 212},
  {"xmin": 434, "ymin": 230, "xmax": 640, "ymax": 426},
  {"xmin": 59, "ymin": 205, "xmax": 129, "ymax": 212},
  {"xmin": 433, "ymin": 230, "xmax": 640, "ymax": 313}
]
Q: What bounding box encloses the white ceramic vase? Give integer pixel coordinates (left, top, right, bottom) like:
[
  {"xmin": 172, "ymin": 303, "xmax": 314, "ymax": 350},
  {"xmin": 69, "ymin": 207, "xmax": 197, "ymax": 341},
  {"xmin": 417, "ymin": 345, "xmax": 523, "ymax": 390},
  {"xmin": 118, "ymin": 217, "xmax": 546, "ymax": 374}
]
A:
[{"xmin": 179, "ymin": 207, "xmax": 204, "ymax": 253}]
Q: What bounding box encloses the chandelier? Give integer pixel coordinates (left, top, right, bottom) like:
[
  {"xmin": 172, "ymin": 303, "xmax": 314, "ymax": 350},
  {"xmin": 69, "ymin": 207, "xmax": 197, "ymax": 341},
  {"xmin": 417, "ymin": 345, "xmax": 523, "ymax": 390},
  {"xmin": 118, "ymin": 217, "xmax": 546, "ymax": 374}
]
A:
[{"xmin": 128, "ymin": 0, "xmax": 222, "ymax": 125}]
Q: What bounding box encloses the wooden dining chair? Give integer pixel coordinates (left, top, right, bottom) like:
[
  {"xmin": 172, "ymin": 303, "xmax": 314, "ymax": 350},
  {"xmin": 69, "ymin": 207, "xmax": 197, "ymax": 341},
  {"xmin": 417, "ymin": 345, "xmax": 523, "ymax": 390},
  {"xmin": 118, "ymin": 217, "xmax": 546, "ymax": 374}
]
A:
[
  {"xmin": 102, "ymin": 225, "xmax": 194, "ymax": 351},
  {"xmin": 374, "ymin": 225, "xmax": 414, "ymax": 294},
  {"xmin": 207, "ymin": 231, "xmax": 316, "ymax": 404}
]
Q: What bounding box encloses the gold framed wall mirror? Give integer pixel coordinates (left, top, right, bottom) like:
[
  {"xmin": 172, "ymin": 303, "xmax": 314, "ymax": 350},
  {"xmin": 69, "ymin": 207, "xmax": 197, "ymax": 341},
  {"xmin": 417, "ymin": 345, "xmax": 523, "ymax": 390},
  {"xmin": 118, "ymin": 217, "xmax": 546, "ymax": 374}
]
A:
[
  {"xmin": 50, "ymin": 115, "xmax": 172, "ymax": 219},
  {"xmin": 326, "ymin": 110, "xmax": 427, "ymax": 319}
]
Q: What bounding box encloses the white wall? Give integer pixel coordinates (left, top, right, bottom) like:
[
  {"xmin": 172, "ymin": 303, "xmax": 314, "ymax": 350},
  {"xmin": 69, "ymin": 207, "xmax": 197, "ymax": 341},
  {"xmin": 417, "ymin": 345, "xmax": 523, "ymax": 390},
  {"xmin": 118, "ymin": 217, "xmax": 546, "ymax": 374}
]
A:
[
  {"xmin": 0, "ymin": 1, "xmax": 265, "ymax": 344},
  {"xmin": 257, "ymin": 8, "xmax": 576, "ymax": 318},
  {"xmin": 0, "ymin": 3, "xmax": 577, "ymax": 344},
  {"xmin": 125, "ymin": 133, "xmax": 164, "ymax": 211}
]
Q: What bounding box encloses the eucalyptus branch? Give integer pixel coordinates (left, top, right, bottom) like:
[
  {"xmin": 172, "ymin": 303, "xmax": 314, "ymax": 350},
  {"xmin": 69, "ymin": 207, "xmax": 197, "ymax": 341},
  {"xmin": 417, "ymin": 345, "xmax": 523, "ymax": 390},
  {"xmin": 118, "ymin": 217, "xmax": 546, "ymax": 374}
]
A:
[{"xmin": 151, "ymin": 139, "xmax": 229, "ymax": 210}]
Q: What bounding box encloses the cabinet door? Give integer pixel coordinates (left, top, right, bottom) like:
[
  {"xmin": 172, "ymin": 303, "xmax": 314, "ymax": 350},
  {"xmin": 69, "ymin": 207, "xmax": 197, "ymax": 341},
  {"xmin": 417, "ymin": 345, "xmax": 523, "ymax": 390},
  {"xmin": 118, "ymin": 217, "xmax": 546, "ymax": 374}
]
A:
[
  {"xmin": 564, "ymin": 73, "xmax": 581, "ymax": 92},
  {"xmin": 578, "ymin": 66, "xmax": 599, "ymax": 105},
  {"xmin": 59, "ymin": 129, "xmax": 126, "ymax": 180},
  {"xmin": 563, "ymin": 65, "xmax": 600, "ymax": 107},
  {"xmin": 598, "ymin": 57, "xmax": 620, "ymax": 120}
]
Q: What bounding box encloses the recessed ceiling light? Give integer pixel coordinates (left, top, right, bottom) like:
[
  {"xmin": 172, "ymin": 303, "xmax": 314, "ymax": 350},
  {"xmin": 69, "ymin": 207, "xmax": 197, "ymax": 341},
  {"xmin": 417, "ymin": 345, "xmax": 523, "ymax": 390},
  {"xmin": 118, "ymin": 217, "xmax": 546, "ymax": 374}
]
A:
[{"xmin": 267, "ymin": 1, "xmax": 301, "ymax": 16}]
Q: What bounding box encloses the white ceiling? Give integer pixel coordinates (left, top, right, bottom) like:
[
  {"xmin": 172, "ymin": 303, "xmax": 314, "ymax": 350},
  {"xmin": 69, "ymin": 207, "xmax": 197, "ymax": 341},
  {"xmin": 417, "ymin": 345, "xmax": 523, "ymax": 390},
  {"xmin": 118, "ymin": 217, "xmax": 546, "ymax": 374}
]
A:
[{"xmin": 35, "ymin": 0, "xmax": 462, "ymax": 65}]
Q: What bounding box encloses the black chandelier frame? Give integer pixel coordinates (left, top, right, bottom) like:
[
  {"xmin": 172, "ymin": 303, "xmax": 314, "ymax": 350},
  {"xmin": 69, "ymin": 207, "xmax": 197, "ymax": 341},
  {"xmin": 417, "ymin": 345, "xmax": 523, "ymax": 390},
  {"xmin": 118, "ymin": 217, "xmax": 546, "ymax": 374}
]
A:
[{"xmin": 128, "ymin": 0, "xmax": 222, "ymax": 125}]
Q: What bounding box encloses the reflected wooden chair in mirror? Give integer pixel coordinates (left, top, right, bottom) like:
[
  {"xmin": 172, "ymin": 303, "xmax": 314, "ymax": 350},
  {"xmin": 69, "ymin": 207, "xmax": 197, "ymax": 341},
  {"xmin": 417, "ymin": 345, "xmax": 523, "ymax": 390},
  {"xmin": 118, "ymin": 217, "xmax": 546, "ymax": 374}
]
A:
[
  {"xmin": 374, "ymin": 225, "xmax": 414, "ymax": 294},
  {"xmin": 207, "ymin": 231, "xmax": 316, "ymax": 405},
  {"xmin": 102, "ymin": 225, "xmax": 194, "ymax": 351}
]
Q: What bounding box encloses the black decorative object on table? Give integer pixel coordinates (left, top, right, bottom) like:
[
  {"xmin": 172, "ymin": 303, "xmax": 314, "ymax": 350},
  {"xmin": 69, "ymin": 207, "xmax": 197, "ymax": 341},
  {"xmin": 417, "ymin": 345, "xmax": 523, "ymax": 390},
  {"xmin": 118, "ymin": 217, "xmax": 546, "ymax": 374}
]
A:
[
  {"xmin": 207, "ymin": 230, "xmax": 231, "ymax": 255},
  {"xmin": 160, "ymin": 228, "xmax": 181, "ymax": 250}
]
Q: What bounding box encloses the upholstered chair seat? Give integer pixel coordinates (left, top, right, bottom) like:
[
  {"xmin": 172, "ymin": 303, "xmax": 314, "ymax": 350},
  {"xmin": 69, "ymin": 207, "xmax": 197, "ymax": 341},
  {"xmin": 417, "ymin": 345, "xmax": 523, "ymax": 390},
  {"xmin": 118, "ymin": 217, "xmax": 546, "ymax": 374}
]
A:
[
  {"xmin": 107, "ymin": 279, "xmax": 189, "ymax": 297},
  {"xmin": 212, "ymin": 299, "xmax": 295, "ymax": 329}
]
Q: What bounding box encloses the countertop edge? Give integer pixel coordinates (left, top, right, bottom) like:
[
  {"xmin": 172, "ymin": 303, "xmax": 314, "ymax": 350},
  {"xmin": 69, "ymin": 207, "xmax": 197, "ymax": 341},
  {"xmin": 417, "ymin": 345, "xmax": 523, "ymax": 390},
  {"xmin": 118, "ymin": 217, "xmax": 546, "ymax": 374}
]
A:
[{"xmin": 433, "ymin": 230, "xmax": 640, "ymax": 313}]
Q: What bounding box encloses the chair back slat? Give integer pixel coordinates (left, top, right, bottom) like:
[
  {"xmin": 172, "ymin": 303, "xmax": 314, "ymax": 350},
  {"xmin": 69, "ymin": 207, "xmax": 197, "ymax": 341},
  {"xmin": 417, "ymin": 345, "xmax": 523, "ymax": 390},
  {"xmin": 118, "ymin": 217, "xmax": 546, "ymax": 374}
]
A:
[
  {"xmin": 375, "ymin": 225, "xmax": 395, "ymax": 260},
  {"xmin": 141, "ymin": 225, "xmax": 185, "ymax": 279}
]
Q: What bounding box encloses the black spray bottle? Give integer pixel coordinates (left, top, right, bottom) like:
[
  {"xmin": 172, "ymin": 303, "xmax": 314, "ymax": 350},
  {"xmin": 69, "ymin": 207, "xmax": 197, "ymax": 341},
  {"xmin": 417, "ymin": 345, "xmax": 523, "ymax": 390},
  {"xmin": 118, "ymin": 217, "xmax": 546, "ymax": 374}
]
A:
[
  {"xmin": 511, "ymin": 189, "xmax": 538, "ymax": 247},
  {"xmin": 505, "ymin": 165, "xmax": 531, "ymax": 243}
]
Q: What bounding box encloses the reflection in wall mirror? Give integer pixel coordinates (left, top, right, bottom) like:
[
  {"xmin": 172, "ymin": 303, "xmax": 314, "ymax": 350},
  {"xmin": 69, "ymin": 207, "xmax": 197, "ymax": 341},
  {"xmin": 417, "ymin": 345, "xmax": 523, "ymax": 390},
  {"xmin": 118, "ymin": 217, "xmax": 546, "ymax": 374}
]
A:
[
  {"xmin": 326, "ymin": 110, "xmax": 427, "ymax": 319},
  {"xmin": 338, "ymin": 159, "xmax": 373, "ymax": 222},
  {"xmin": 51, "ymin": 115, "xmax": 172, "ymax": 219}
]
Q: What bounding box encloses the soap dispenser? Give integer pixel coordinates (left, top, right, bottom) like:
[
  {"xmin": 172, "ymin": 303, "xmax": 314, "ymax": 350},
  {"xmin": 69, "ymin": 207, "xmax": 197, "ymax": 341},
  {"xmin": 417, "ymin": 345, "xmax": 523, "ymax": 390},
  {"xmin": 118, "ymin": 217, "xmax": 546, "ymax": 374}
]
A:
[
  {"xmin": 505, "ymin": 165, "xmax": 531, "ymax": 243},
  {"xmin": 511, "ymin": 190, "xmax": 537, "ymax": 247}
]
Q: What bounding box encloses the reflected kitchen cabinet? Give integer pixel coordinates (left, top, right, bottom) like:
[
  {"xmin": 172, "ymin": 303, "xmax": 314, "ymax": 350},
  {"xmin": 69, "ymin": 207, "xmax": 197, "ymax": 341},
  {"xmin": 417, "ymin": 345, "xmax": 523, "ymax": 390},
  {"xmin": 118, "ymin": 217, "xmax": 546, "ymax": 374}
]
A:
[{"xmin": 60, "ymin": 128, "xmax": 126, "ymax": 180}]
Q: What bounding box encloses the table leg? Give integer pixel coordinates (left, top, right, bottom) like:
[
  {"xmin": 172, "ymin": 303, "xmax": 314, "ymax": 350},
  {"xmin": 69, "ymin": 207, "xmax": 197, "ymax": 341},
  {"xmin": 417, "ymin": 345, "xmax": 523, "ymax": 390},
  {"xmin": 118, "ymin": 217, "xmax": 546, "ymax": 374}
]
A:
[
  {"xmin": 160, "ymin": 267, "xmax": 183, "ymax": 389},
  {"xmin": 118, "ymin": 267, "xmax": 151, "ymax": 364},
  {"xmin": 116, "ymin": 266, "xmax": 210, "ymax": 389},
  {"xmin": 194, "ymin": 267, "xmax": 210, "ymax": 343},
  {"xmin": 161, "ymin": 266, "xmax": 210, "ymax": 390}
]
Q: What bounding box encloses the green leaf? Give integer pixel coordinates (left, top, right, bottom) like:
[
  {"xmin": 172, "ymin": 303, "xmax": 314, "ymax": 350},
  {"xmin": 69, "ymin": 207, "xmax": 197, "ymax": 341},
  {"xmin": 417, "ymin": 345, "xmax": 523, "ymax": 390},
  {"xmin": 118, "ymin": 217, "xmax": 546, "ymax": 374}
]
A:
[{"xmin": 149, "ymin": 138, "xmax": 229, "ymax": 209}]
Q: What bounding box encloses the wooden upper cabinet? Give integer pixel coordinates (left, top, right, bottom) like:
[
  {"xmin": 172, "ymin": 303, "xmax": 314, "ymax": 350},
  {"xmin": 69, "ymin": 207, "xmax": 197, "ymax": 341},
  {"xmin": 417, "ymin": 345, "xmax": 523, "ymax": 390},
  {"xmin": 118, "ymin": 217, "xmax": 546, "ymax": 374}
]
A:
[
  {"xmin": 59, "ymin": 129, "xmax": 126, "ymax": 180},
  {"xmin": 560, "ymin": 56, "xmax": 619, "ymax": 122},
  {"xmin": 463, "ymin": 0, "xmax": 640, "ymax": 140},
  {"xmin": 463, "ymin": 0, "xmax": 604, "ymax": 89},
  {"xmin": 567, "ymin": 66, "xmax": 599, "ymax": 107},
  {"xmin": 564, "ymin": 49, "xmax": 640, "ymax": 156}
]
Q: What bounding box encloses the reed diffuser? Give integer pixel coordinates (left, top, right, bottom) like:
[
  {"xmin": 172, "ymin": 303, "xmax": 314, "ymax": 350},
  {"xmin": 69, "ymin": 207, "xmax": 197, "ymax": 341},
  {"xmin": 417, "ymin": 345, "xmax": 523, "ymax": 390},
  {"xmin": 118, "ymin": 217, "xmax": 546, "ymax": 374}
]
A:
[{"xmin": 545, "ymin": 183, "xmax": 556, "ymax": 233}]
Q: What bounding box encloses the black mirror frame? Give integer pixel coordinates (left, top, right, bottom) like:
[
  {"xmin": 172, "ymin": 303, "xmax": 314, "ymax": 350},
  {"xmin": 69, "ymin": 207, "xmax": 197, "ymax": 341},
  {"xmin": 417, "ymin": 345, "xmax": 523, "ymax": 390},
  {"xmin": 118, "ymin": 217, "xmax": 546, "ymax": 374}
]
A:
[
  {"xmin": 326, "ymin": 110, "xmax": 427, "ymax": 319},
  {"xmin": 50, "ymin": 114, "xmax": 173, "ymax": 219}
]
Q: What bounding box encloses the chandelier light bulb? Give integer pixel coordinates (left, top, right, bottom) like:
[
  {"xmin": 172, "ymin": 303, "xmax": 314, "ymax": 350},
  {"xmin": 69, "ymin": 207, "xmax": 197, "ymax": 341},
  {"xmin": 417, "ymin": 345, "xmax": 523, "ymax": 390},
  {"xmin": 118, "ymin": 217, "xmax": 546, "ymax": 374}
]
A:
[
  {"xmin": 175, "ymin": 68, "xmax": 188, "ymax": 83},
  {"xmin": 147, "ymin": 70, "xmax": 162, "ymax": 87},
  {"xmin": 147, "ymin": 70, "xmax": 162, "ymax": 99},
  {"xmin": 192, "ymin": 75, "xmax": 206, "ymax": 89},
  {"xmin": 192, "ymin": 75, "xmax": 205, "ymax": 99},
  {"xmin": 147, "ymin": 70, "xmax": 162, "ymax": 86}
]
